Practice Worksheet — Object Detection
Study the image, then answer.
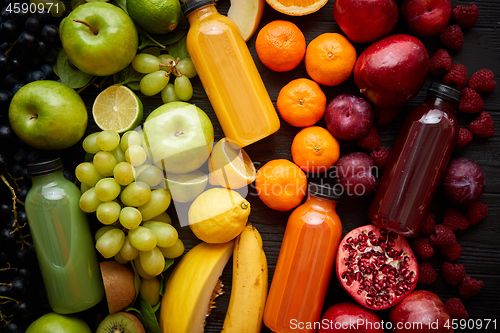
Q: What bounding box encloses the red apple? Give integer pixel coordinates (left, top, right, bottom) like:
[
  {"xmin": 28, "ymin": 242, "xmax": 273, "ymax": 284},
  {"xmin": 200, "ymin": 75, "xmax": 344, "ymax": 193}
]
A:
[
  {"xmin": 402, "ymin": 0, "xmax": 452, "ymax": 37},
  {"xmin": 325, "ymin": 94, "xmax": 374, "ymax": 141},
  {"xmin": 318, "ymin": 302, "xmax": 384, "ymax": 332},
  {"xmin": 353, "ymin": 34, "xmax": 430, "ymax": 108},
  {"xmin": 333, "ymin": 0, "xmax": 399, "ymax": 44}
]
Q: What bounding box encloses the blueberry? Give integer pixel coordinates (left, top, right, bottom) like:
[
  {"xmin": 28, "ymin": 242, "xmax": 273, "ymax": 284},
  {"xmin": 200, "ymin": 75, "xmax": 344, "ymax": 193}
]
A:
[
  {"xmin": 12, "ymin": 83, "xmax": 23, "ymax": 94},
  {"xmin": 27, "ymin": 70, "xmax": 45, "ymax": 82},
  {"xmin": 40, "ymin": 63, "xmax": 53, "ymax": 76}
]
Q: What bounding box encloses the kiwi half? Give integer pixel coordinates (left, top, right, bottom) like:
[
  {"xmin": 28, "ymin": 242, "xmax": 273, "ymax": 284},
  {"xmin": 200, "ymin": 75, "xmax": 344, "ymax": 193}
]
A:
[
  {"xmin": 96, "ymin": 312, "xmax": 146, "ymax": 333},
  {"xmin": 100, "ymin": 261, "xmax": 136, "ymax": 314}
]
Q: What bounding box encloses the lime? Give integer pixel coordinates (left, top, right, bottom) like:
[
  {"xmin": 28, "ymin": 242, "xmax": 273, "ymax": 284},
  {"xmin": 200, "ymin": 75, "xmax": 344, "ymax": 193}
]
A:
[
  {"xmin": 92, "ymin": 85, "xmax": 143, "ymax": 133},
  {"xmin": 166, "ymin": 170, "xmax": 208, "ymax": 203},
  {"xmin": 126, "ymin": 0, "xmax": 181, "ymax": 35}
]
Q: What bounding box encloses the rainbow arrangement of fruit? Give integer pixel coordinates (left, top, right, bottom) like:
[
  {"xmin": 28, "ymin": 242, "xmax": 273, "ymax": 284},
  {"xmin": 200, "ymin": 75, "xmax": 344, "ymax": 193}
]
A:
[{"xmin": 0, "ymin": 0, "xmax": 496, "ymax": 332}]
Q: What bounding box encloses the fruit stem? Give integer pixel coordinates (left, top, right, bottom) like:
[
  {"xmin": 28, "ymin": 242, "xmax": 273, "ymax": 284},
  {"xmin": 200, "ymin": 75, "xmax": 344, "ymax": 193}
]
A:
[
  {"xmin": 175, "ymin": 130, "xmax": 185, "ymax": 137},
  {"xmin": 241, "ymin": 202, "xmax": 249, "ymax": 209},
  {"xmin": 73, "ymin": 20, "xmax": 98, "ymax": 35}
]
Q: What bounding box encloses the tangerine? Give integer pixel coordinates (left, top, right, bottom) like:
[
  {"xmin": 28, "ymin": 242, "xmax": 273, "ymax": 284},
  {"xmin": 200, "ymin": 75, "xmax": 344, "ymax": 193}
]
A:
[{"xmin": 265, "ymin": 0, "xmax": 328, "ymax": 16}]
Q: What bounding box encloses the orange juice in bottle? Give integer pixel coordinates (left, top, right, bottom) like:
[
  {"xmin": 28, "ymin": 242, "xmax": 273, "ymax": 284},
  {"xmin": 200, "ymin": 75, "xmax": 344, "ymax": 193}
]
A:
[{"xmin": 182, "ymin": 0, "xmax": 280, "ymax": 147}]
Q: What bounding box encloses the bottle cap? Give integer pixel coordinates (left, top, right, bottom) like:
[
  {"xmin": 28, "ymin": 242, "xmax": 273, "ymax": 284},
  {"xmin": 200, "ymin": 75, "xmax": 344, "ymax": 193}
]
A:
[
  {"xmin": 308, "ymin": 182, "xmax": 341, "ymax": 201},
  {"xmin": 27, "ymin": 157, "xmax": 63, "ymax": 177},
  {"xmin": 428, "ymin": 82, "xmax": 462, "ymax": 105},
  {"xmin": 181, "ymin": 0, "xmax": 216, "ymax": 16}
]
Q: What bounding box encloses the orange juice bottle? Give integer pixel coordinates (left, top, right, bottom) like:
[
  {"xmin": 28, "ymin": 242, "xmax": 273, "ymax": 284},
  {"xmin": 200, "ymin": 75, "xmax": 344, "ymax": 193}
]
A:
[
  {"xmin": 182, "ymin": 0, "xmax": 280, "ymax": 147},
  {"xmin": 264, "ymin": 183, "xmax": 343, "ymax": 332}
]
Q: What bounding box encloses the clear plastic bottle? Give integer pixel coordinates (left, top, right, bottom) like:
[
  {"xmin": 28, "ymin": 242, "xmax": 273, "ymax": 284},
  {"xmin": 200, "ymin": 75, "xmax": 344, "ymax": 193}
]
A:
[
  {"xmin": 368, "ymin": 83, "xmax": 461, "ymax": 236},
  {"xmin": 182, "ymin": 0, "xmax": 280, "ymax": 147},
  {"xmin": 25, "ymin": 158, "xmax": 104, "ymax": 314}
]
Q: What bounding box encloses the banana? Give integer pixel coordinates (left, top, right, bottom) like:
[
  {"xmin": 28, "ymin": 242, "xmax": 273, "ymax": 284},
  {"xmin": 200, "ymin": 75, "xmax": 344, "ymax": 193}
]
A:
[{"xmin": 221, "ymin": 224, "xmax": 268, "ymax": 333}]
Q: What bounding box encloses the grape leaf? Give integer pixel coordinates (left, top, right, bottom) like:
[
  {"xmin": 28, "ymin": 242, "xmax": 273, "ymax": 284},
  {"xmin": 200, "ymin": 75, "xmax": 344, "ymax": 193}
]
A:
[
  {"xmin": 139, "ymin": 298, "xmax": 161, "ymax": 333},
  {"xmin": 113, "ymin": 0, "xmax": 127, "ymax": 13},
  {"xmin": 168, "ymin": 35, "xmax": 189, "ymax": 60},
  {"xmin": 54, "ymin": 49, "xmax": 94, "ymax": 89}
]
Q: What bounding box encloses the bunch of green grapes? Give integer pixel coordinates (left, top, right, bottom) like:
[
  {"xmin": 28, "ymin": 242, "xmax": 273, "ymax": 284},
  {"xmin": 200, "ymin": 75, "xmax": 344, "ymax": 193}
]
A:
[
  {"xmin": 75, "ymin": 129, "xmax": 185, "ymax": 279},
  {"xmin": 131, "ymin": 53, "xmax": 198, "ymax": 103}
]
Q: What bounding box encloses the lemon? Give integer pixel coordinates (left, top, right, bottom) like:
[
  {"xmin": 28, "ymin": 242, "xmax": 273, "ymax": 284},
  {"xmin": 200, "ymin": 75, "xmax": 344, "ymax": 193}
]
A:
[
  {"xmin": 126, "ymin": 0, "xmax": 181, "ymax": 35},
  {"xmin": 167, "ymin": 170, "xmax": 209, "ymax": 203},
  {"xmin": 188, "ymin": 188, "xmax": 250, "ymax": 244},
  {"xmin": 92, "ymin": 85, "xmax": 143, "ymax": 133},
  {"xmin": 209, "ymin": 138, "xmax": 256, "ymax": 190}
]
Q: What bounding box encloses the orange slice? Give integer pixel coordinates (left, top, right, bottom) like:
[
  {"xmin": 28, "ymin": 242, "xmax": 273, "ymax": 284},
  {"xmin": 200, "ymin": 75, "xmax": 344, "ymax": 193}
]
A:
[{"xmin": 265, "ymin": 0, "xmax": 328, "ymax": 16}]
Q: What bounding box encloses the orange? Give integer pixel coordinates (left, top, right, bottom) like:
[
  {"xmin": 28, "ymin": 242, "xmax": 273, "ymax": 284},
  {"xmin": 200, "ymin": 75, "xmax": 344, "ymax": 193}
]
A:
[
  {"xmin": 265, "ymin": 0, "xmax": 328, "ymax": 16},
  {"xmin": 305, "ymin": 33, "xmax": 357, "ymax": 86},
  {"xmin": 291, "ymin": 126, "xmax": 340, "ymax": 174},
  {"xmin": 277, "ymin": 78, "xmax": 327, "ymax": 127},
  {"xmin": 255, "ymin": 159, "xmax": 307, "ymax": 211},
  {"xmin": 255, "ymin": 20, "xmax": 306, "ymax": 72}
]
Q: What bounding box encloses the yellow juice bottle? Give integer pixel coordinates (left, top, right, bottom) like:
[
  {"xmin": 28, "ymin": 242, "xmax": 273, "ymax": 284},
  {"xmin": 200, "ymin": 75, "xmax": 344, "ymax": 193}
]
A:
[{"xmin": 182, "ymin": 0, "xmax": 280, "ymax": 147}]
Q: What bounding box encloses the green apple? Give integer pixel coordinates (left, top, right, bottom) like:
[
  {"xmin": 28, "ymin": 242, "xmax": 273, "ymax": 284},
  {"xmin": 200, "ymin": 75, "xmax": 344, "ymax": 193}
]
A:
[
  {"xmin": 26, "ymin": 312, "xmax": 92, "ymax": 333},
  {"xmin": 59, "ymin": 2, "xmax": 138, "ymax": 76},
  {"xmin": 9, "ymin": 80, "xmax": 88, "ymax": 150},
  {"xmin": 143, "ymin": 102, "xmax": 214, "ymax": 174}
]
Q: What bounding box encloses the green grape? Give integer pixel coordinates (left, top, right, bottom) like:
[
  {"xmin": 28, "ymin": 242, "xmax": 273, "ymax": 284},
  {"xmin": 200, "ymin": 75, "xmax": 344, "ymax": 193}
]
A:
[
  {"xmin": 113, "ymin": 162, "xmax": 136, "ymax": 186},
  {"xmin": 110, "ymin": 145, "xmax": 126, "ymax": 163},
  {"xmin": 174, "ymin": 75, "xmax": 193, "ymax": 101},
  {"xmin": 161, "ymin": 83, "xmax": 181, "ymax": 104},
  {"xmin": 158, "ymin": 239, "xmax": 185, "ymax": 259},
  {"xmin": 121, "ymin": 181, "xmax": 151, "ymax": 207},
  {"xmin": 138, "ymin": 189, "xmax": 171, "ymax": 221},
  {"xmin": 95, "ymin": 178, "xmax": 121, "ymax": 202},
  {"xmin": 75, "ymin": 162, "xmax": 103, "ymax": 187},
  {"xmin": 159, "ymin": 54, "xmax": 176, "ymax": 67},
  {"xmin": 125, "ymin": 145, "xmax": 147, "ymax": 167},
  {"xmin": 96, "ymin": 201, "xmax": 121, "ymax": 225},
  {"xmin": 93, "ymin": 151, "xmax": 117, "ymax": 177},
  {"xmin": 133, "ymin": 256, "xmax": 156, "ymax": 280},
  {"xmin": 80, "ymin": 182, "xmax": 91, "ymax": 194},
  {"xmin": 119, "ymin": 206, "xmax": 143, "ymax": 230},
  {"xmin": 139, "ymin": 277, "xmax": 160, "ymax": 306},
  {"xmin": 135, "ymin": 164, "xmax": 164, "ymax": 187},
  {"xmin": 95, "ymin": 226, "xmax": 118, "ymax": 242},
  {"xmin": 139, "ymin": 247, "xmax": 165, "ymax": 277},
  {"xmin": 132, "ymin": 53, "xmax": 161, "ymax": 74},
  {"xmin": 120, "ymin": 130, "xmax": 143, "ymax": 152},
  {"xmin": 176, "ymin": 58, "xmax": 197, "ymax": 78},
  {"xmin": 142, "ymin": 221, "xmax": 178, "ymax": 248},
  {"xmin": 140, "ymin": 70, "xmax": 170, "ymax": 96},
  {"xmin": 96, "ymin": 228, "xmax": 126, "ymax": 259},
  {"xmin": 82, "ymin": 132, "xmax": 100, "ymax": 154},
  {"xmin": 147, "ymin": 212, "xmax": 171, "ymax": 224},
  {"xmin": 79, "ymin": 187, "xmax": 102, "ymax": 213},
  {"xmin": 120, "ymin": 236, "xmax": 139, "ymax": 261},
  {"xmin": 128, "ymin": 226, "xmax": 157, "ymax": 252},
  {"xmin": 114, "ymin": 251, "xmax": 129, "ymax": 264},
  {"xmin": 96, "ymin": 130, "xmax": 120, "ymax": 151}
]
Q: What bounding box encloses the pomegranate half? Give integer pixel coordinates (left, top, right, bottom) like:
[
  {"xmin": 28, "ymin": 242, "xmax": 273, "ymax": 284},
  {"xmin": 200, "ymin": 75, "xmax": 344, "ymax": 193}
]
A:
[{"xmin": 336, "ymin": 224, "xmax": 418, "ymax": 310}]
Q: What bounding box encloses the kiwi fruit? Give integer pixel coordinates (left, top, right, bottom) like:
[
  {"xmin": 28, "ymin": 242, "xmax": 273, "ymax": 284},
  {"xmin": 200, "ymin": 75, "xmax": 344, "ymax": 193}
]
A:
[
  {"xmin": 96, "ymin": 312, "xmax": 145, "ymax": 333},
  {"xmin": 100, "ymin": 260, "xmax": 136, "ymax": 314}
]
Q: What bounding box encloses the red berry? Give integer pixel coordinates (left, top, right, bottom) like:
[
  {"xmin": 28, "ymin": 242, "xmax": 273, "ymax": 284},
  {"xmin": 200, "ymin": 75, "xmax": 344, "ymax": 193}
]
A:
[
  {"xmin": 466, "ymin": 201, "xmax": 488, "ymax": 225},
  {"xmin": 356, "ymin": 125, "xmax": 381, "ymax": 151},
  {"xmin": 440, "ymin": 240, "xmax": 463, "ymax": 261},
  {"xmin": 459, "ymin": 87, "xmax": 484, "ymax": 113},
  {"xmin": 442, "ymin": 207, "xmax": 469, "ymax": 231},
  {"xmin": 418, "ymin": 261, "xmax": 437, "ymax": 285},
  {"xmin": 458, "ymin": 275, "xmax": 484, "ymax": 298},
  {"xmin": 429, "ymin": 49, "xmax": 453, "ymax": 76},
  {"xmin": 452, "ymin": 4, "xmax": 479, "ymax": 28},
  {"xmin": 443, "ymin": 63, "xmax": 468, "ymax": 90},
  {"xmin": 455, "ymin": 127, "xmax": 473, "ymax": 148},
  {"xmin": 445, "ymin": 298, "xmax": 469, "ymax": 320},
  {"xmin": 370, "ymin": 146, "xmax": 389, "ymax": 172},
  {"xmin": 468, "ymin": 69, "xmax": 497, "ymax": 92},
  {"xmin": 440, "ymin": 24, "xmax": 464, "ymax": 50},
  {"xmin": 442, "ymin": 262, "xmax": 466, "ymax": 286},
  {"xmin": 468, "ymin": 111, "xmax": 494, "ymax": 138},
  {"xmin": 374, "ymin": 105, "xmax": 401, "ymax": 125},
  {"xmin": 412, "ymin": 237, "xmax": 435, "ymax": 260},
  {"xmin": 420, "ymin": 213, "xmax": 436, "ymax": 236},
  {"xmin": 430, "ymin": 225, "xmax": 456, "ymax": 247}
]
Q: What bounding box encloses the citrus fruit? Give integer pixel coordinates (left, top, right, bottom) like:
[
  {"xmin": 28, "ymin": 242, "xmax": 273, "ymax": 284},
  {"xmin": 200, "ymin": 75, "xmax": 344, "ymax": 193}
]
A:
[
  {"xmin": 305, "ymin": 33, "xmax": 357, "ymax": 86},
  {"xmin": 166, "ymin": 170, "xmax": 209, "ymax": 203},
  {"xmin": 188, "ymin": 188, "xmax": 251, "ymax": 244},
  {"xmin": 291, "ymin": 126, "xmax": 340, "ymax": 173},
  {"xmin": 265, "ymin": 0, "xmax": 328, "ymax": 16},
  {"xmin": 277, "ymin": 78, "xmax": 327, "ymax": 127},
  {"xmin": 209, "ymin": 138, "xmax": 256, "ymax": 190},
  {"xmin": 92, "ymin": 85, "xmax": 143, "ymax": 133},
  {"xmin": 255, "ymin": 159, "xmax": 307, "ymax": 211},
  {"xmin": 126, "ymin": 0, "xmax": 181, "ymax": 35},
  {"xmin": 255, "ymin": 20, "xmax": 306, "ymax": 72}
]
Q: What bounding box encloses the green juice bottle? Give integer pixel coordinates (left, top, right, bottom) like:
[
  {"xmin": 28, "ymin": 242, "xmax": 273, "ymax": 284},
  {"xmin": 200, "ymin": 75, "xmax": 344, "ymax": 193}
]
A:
[{"xmin": 25, "ymin": 158, "xmax": 104, "ymax": 314}]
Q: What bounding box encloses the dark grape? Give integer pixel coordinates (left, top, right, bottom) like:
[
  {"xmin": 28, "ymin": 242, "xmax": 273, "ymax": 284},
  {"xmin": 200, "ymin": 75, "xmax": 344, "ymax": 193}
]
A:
[
  {"xmin": 16, "ymin": 186, "xmax": 29, "ymax": 202},
  {"xmin": 9, "ymin": 277, "xmax": 27, "ymax": 296},
  {"xmin": 0, "ymin": 7, "xmax": 9, "ymax": 21},
  {"xmin": 0, "ymin": 124, "xmax": 14, "ymax": 140},
  {"xmin": 9, "ymin": 163, "xmax": 24, "ymax": 178},
  {"xmin": 11, "ymin": 10, "xmax": 30, "ymax": 25},
  {"xmin": 0, "ymin": 20, "xmax": 18, "ymax": 43},
  {"xmin": 0, "ymin": 226, "xmax": 17, "ymax": 243},
  {"xmin": 33, "ymin": 9, "xmax": 51, "ymax": 24},
  {"xmin": 24, "ymin": 16, "xmax": 41, "ymax": 34},
  {"xmin": 0, "ymin": 89, "xmax": 12, "ymax": 105},
  {"xmin": 12, "ymin": 301, "xmax": 31, "ymax": 318},
  {"xmin": 26, "ymin": 150, "xmax": 40, "ymax": 162},
  {"xmin": 40, "ymin": 63, "xmax": 52, "ymax": 76},
  {"xmin": 40, "ymin": 24, "xmax": 58, "ymax": 43},
  {"xmin": 0, "ymin": 203, "xmax": 12, "ymax": 215},
  {"xmin": 12, "ymin": 83, "xmax": 23, "ymax": 94},
  {"xmin": 26, "ymin": 70, "xmax": 45, "ymax": 82},
  {"xmin": 63, "ymin": 170, "xmax": 74, "ymax": 182},
  {"xmin": 0, "ymin": 154, "xmax": 7, "ymax": 169},
  {"xmin": 0, "ymin": 41, "xmax": 9, "ymax": 52},
  {"xmin": 36, "ymin": 39, "xmax": 48, "ymax": 55},
  {"xmin": 16, "ymin": 210, "xmax": 27, "ymax": 225},
  {"xmin": 18, "ymin": 31, "xmax": 36, "ymax": 49},
  {"xmin": 44, "ymin": 48, "xmax": 58, "ymax": 65},
  {"xmin": 0, "ymin": 284, "xmax": 10, "ymax": 296},
  {"xmin": 3, "ymin": 321, "xmax": 20, "ymax": 333},
  {"xmin": 0, "ymin": 52, "xmax": 11, "ymax": 71},
  {"xmin": 3, "ymin": 73, "xmax": 19, "ymax": 88},
  {"xmin": 9, "ymin": 57, "xmax": 22, "ymax": 72}
]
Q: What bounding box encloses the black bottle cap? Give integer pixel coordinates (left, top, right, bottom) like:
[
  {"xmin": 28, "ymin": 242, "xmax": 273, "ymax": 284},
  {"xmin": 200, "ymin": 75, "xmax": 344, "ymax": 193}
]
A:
[
  {"xmin": 27, "ymin": 157, "xmax": 63, "ymax": 177},
  {"xmin": 181, "ymin": 0, "xmax": 215, "ymax": 17},
  {"xmin": 308, "ymin": 182, "xmax": 341, "ymax": 201},
  {"xmin": 428, "ymin": 82, "xmax": 462, "ymax": 105}
]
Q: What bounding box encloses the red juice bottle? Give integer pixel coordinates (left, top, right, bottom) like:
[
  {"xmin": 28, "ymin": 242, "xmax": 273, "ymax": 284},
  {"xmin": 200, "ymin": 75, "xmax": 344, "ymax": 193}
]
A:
[{"xmin": 368, "ymin": 83, "xmax": 461, "ymax": 236}]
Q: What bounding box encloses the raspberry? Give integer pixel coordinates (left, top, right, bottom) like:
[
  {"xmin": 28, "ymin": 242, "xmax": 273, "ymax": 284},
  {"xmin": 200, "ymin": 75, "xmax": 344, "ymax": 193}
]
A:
[
  {"xmin": 440, "ymin": 241, "xmax": 463, "ymax": 262},
  {"xmin": 440, "ymin": 24, "xmax": 464, "ymax": 51},
  {"xmin": 429, "ymin": 49, "xmax": 452, "ymax": 76},
  {"xmin": 442, "ymin": 207, "xmax": 469, "ymax": 231},
  {"xmin": 412, "ymin": 237, "xmax": 435, "ymax": 260},
  {"xmin": 468, "ymin": 111, "xmax": 494, "ymax": 138},
  {"xmin": 442, "ymin": 262, "xmax": 466, "ymax": 286},
  {"xmin": 443, "ymin": 64, "xmax": 468, "ymax": 90},
  {"xmin": 458, "ymin": 275, "xmax": 484, "ymax": 298},
  {"xmin": 419, "ymin": 213, "xmax": 436, "ymax": 236},
  {"xmin": 370, "ymin": 146, "xmax": 389, "ymax": 172},
  {"xmin": 445, "ymin": 298, "xmax": 469, "ymax": 320},
  {"xmin": 374, "ymin": 105, "xmax": 401, "ymax": 125},
  {"xmin": 466, "ymin": 201, "xmax": 488, "ymax": 225},
  {"xmin": 458, "ymin": 87, "xmax": 484, "ymax": 113},
  {"xmin": 356, "ymin": 125, "xmax": 381, "ymax": 151},
  {"xmin": 452, "ymin": 4, "xmax": 479, "ymax": 28},
  {"xmin": 455, "ymin": 127, "xmax": 473, "ymax": 148},
  {"xmin": 468, "ymin": 69, "xmax": 497, "ymax": 92},
  {"xmin": 430, "ymin": 225, "xmax": 456, "ymax": 247},
  {"xmin": 418, "ymin": 261, "xmax": 437, "ymax": 285}
]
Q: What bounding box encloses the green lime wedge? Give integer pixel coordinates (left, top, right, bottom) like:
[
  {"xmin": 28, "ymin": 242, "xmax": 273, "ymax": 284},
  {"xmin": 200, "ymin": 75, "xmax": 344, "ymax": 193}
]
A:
[{"xmin": 166, "ymin": 170, "xmax": 208, "ymax": 203}]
